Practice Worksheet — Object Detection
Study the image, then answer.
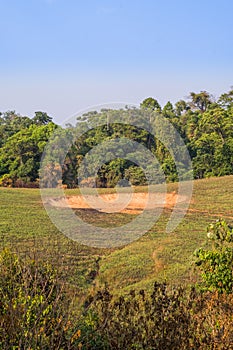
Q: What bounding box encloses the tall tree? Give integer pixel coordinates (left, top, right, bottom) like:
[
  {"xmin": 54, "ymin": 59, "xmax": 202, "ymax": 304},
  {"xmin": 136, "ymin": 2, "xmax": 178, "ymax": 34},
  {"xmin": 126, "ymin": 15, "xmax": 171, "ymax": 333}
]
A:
[
  {"xmin": 218, "ymin": 88, "xmax": 233, "ymax": 109},
  {"xmin": 189, "ymin": 91, "xmax": 213, "ymax": 112},
  {"xmin": 140, "ymin": 97, "xmax": 161, "ymax": 112},
  {"xmin": 33, "ymin": 111, "xmax": 53, "ymax": 125}
]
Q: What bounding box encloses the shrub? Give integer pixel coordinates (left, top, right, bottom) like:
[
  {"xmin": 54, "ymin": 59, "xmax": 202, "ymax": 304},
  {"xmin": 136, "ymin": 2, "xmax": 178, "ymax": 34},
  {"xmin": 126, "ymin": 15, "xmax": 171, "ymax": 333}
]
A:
[
  {"xmin": 0, "ymin": 249, "xmax": 82, "ymax": 349},
  {"xmin": 192, "ymin": 291, "xmax": 233, "ymax": 349},
  {"xmin": 82, "ymin": 283, "xmax": 233, "ymax": 349},
  {"xmin": 83, "ymin": 283, "xmax": 202, "ymax": 349},
  {"xmin": 0, "ymin": 174, "xmax": 13, "ymax": 187},
  {"xmin": 195, "ymin": 219, "xmax": 233, "ymax": 293}
]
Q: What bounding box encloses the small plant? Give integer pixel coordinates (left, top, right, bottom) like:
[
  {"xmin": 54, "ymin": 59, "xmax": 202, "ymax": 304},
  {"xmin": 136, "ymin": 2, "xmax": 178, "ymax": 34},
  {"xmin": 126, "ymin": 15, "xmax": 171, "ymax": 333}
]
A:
[{"xmin": 195, "ymin": 219, "xmax": 233, "ymax": 293}]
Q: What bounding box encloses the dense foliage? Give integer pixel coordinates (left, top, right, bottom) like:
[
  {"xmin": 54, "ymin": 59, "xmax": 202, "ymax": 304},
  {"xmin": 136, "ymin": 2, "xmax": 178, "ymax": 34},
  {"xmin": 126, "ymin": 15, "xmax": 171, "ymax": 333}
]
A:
[
  {"xmin": 0, "ymin": 111, "xmax": 57, "ymax": 187},
  {"xmin": 83, "ymin": 284, "xmax": 233, "ymax": 350},
  {"xmin": 0, "ymin": 247, "xmax": 233, "ymax": 349},
  {"xmin": 195, "ymin": 219, "xmax": 233, "ymax": 294},
  {"xmin": 0, "ymin": 249, "xmax": 82, "ymax": 349},
  {"xmin": 1, "ymin": 88, "xmax": 233, "ymax": 187}
]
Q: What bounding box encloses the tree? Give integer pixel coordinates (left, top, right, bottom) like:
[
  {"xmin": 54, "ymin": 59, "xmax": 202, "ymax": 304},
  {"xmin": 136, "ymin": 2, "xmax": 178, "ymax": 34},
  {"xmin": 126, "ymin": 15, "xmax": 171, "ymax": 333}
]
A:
[
  {"xmin": 140, "ymin": 97, "xmax": 161, "ymax": 112},
  {"xmin": 162, "ymin": 101, "xmax": 175, "ymax": 118},
  {"xmin": 175, "ymin": 100, "xmax": 189, "ymax": 115},
  {"xmin": 191, "ymin": 105, "xmax": 233, "ymax": 178},
  {"xmin": 0, "ymin": 111, "xmax": 32, "ymax": 147},
  {"xmin": 0, "ymin": 123, "xmax": 57, "ymax": 186},
  {"xmin": 189, "ymin": 91, "xmax": 213, "ymax": 112},
  {"xmin": 218, "ymin": 88, "xmax": 233, "ymax": 109},
  {"xmin": 32, "ymin": 111, "xmax": 53, "ymax": 125}
]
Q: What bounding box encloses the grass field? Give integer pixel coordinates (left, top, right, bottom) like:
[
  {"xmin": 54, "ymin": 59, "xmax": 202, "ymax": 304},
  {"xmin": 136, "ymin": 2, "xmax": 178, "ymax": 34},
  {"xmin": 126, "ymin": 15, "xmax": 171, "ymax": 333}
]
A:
[{"xmin": 0, "ymin": 175, "xmax": 232, "ymax": 295}]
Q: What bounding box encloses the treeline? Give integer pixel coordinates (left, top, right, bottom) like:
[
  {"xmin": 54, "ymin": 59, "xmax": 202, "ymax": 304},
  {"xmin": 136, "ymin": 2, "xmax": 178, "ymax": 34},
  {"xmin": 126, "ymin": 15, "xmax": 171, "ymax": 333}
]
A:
[
  {"xmin": 1, "ymin": 88, "xmax": 233, "ymax": 187},
  {"xmin": 0, "ymin": 111, "xmax": 57, "ymax": 187}
]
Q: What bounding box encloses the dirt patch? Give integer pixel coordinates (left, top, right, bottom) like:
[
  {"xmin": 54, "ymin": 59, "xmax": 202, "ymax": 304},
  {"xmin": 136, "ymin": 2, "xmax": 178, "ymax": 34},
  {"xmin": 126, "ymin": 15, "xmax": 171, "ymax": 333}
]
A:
[
  {"xmin": 46, "ymin": 191, "xmax": 187, "ymax": 214},
  {"xmin": 152, "ymin": 246, "xmax": 165, "ymax": 273},
  {"xmin": 151, "ymin": 237, "xmax": 174, "ymax": 274}
]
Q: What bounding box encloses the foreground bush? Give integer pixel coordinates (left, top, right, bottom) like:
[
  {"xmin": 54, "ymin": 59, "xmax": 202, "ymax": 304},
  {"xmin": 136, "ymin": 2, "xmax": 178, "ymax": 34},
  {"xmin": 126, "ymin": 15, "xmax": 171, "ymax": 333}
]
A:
[
  {"xmin": 192, "ymin": 291, "xmax": 233, "ymax": 349},
  {"xmin": 84, "ymin": 284, "xmax": 233, "ymax": 349},
  {"xmin": 83, "ymin": 283, "xmax": 198, "ymax": 349},
  {"xmin": 0, "ymin": 247, "xmax": 232, "ymax": 349},
  {"xmin": 0, "ymin": 249, "xmax": 83, "ymax": 349},
  {"xmin": 195, "ymin": 219, "xmax": 233, "ymax": 293}
]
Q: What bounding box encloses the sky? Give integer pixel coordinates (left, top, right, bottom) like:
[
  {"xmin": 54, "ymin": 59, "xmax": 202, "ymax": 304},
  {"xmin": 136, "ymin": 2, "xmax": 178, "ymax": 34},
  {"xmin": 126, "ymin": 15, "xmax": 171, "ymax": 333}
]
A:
[{"xmin": 0, "ymin": 0, "xmax": 233, "ymax": 124}]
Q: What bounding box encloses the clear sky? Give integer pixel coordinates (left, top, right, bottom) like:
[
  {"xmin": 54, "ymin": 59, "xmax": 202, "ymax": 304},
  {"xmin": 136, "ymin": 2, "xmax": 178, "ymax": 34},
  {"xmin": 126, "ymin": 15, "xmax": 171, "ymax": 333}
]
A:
[{"xmin": 0, "ymin": 0, "xmax": 233, "ymax": 123}]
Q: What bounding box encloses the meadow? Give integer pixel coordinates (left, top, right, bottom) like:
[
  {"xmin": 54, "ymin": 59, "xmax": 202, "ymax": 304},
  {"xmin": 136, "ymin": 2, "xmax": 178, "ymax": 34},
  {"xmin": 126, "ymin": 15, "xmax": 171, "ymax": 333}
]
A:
[{"xmin": 0, "ymin": 175, "xmax": 233, "ymax": 295}]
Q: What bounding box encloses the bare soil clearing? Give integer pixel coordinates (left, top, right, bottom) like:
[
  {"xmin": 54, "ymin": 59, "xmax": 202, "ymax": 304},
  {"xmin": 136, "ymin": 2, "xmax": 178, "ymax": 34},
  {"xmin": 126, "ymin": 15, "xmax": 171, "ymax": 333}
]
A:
[{"xmin": 47, "ymin": 191, "xmax": 188, "ymax": 214}]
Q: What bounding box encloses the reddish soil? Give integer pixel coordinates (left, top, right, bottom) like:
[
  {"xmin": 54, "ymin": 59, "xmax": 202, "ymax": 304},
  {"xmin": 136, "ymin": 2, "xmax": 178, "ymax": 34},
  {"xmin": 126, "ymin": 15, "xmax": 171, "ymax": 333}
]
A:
[{"xmin": 47, "ymin": 191, "xmax": 187, "ymax": 214}]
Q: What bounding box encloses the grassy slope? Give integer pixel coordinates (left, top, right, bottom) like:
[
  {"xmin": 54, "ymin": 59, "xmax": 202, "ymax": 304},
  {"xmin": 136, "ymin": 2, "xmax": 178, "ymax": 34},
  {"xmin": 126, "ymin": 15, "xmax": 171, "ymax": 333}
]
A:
[
  {"xmin": 0, "ymin": 188, "xmax": 108, "ymax": 293},
  {"xmin": 0, "ymin": 175, "xmax": 232, "ymax": 295},
  {"xmin": 99, "ymin": 176, "xmax": 233, "ymax": 293}
]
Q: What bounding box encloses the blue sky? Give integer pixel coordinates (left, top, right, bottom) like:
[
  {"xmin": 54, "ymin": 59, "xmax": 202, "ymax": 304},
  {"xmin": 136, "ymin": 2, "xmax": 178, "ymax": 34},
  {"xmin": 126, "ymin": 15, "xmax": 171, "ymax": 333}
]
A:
[{"xmin": 0, "ymin": 0, "xmax": 233, "ymax": 123}]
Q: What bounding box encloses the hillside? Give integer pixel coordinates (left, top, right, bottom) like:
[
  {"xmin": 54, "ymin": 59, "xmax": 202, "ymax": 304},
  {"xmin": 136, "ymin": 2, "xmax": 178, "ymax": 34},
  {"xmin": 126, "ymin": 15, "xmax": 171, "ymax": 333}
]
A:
[{"xmin": 0, "ymin": 175, "xmax": 232, "ymax": 294}]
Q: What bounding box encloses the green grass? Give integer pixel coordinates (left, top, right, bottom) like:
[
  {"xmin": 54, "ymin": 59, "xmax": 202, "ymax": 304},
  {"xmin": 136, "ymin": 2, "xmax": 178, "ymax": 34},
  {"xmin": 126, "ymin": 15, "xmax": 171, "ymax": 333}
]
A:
[
  {"xmin": 0, "ymin": 175, "xmax": 233, "ymax": 295},
  {"xmin": 0, "ymin": 188, "xmax": 109, "ymax": 294},
  {"xmin": 97, "ymin": 176, "xmax": 233, "ymax": 293}
]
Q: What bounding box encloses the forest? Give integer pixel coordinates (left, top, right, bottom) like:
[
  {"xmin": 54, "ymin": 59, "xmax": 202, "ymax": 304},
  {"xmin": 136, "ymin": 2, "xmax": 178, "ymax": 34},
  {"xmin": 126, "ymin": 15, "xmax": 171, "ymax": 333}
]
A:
[{"xmin": 0, "ymin": 88, "xmax": 233, "ymax": 188}]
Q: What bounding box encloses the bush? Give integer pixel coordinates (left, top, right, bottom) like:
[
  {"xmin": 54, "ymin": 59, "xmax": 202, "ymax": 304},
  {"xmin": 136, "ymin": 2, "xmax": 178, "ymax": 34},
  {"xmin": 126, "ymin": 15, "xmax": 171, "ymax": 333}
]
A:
[
  {"xmin": 192, "ymin": 291, "xmax": 233, "ymax": 349},
  {"xmin": 1, "ymin": 217, "xmax": 233, "ymax": 349},
  {"xmin": 0, "ymin": 249, "xmax": 82, "ymax": 349},
  {"xmin": 195, "ymin": 219, "xmax": 233, "ymax": 293},
  {"xmin": 83, "ymin": 283, "xmax": 233, "ymax": 349},
  {"xmin": 83, "ymin": 283, "xmax": 202, "ymax": 349},
  {"xmin": 0, "ymin": 174, "xmax": 13, "ymax": 187}
]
